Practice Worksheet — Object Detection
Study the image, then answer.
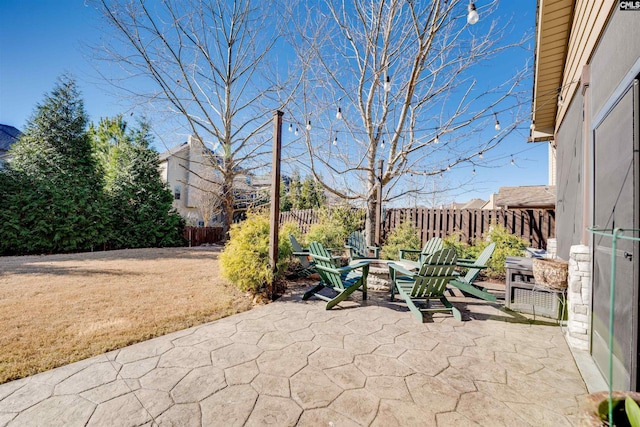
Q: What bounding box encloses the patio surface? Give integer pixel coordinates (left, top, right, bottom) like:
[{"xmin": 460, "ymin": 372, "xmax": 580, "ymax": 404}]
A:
[{"xmin": 0, "ymin": 282, "xmax": 587, "ymax": 426}]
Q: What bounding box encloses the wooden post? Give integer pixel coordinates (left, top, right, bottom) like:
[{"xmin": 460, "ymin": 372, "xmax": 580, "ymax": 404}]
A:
[
  {"xmin": 269, "ymin": 110, "xmax": 284, "ymax": 300},
  {"xmin": 375, "ymin": 159, "xmax": 383, "ymax": 246}
]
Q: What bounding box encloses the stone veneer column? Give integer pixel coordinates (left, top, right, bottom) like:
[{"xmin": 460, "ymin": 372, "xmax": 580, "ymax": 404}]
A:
[
  {"xmin": 546, "ymin": 238, "xmax": 557, "ymax": 259},
  {"xmin": 565, "ymin": 244, "xmax": 591, "ymax": 351}
]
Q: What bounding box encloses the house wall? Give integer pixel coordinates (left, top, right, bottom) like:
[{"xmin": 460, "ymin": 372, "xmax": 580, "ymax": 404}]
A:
[
  {"xmin": 590, "ymin": 9, "xmax": 640, "ymax": 117},
  {"xmin": 555, "ymin": 93, "xmax": 584, "ymax": 261}
]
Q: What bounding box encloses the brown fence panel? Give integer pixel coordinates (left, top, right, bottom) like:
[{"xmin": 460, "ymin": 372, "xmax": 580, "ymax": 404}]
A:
[{"xmin": 183, "ymin": 226, "xmax": 224, "ymax": 246}]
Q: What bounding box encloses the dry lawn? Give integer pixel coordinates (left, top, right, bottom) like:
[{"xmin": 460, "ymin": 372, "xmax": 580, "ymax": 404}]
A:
[{"xmin": 0, "ymin": 246, "xmax": 255, "ymax": 384}]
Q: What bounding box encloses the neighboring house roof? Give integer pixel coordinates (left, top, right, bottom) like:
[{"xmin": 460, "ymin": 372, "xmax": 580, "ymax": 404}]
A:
[
  {"xmin": 460, "ymin": 198, "xmax": 487, "ymax": 210},
  {"xmin": 494, "ymin": 185, "xmax": 556, "ymax": 209},
  {"xmin": 159, "ymin": 142, "xmax": 188, "ymax": 162},
  {"xmin": 0, "ymin": 124, "xmax": 22, "ymax": 152}
]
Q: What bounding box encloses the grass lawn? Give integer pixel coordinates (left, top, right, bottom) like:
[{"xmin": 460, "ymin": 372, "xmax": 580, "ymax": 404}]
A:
[{"xmin": 0, "ymin": 246, "xmax": 255, "ymax": 384}]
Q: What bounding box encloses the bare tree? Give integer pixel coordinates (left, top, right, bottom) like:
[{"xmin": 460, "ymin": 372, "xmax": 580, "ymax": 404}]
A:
[
  {"xmin": 94, "ymin": 0, "xmax": 290, "ymax": 236},
  {"xmin": 287, "ymin": 0, "xmax": 531, "ymax": 243}
]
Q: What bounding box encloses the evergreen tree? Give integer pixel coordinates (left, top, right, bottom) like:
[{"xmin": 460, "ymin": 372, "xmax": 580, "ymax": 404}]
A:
[
  {"xmin": 301, "ymin": 175, "xmax": 326, "ymax": 209},
  {"xmin": 89, "ymin": 116, "xmax": 184, "ymax": 248},
  {"xmin": 5, "ymin": 76, "xmax": 107, "ymax": 253}
]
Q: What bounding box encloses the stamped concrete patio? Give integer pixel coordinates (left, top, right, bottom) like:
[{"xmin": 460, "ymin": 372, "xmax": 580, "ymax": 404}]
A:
[{"xmin": 0, "ymin": 283, "xmax": 587, "ymax": 426}]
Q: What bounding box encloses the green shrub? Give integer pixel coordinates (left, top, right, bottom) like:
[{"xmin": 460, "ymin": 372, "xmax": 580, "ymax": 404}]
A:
[
  {"xmin": 220, "ymin": 211, "xmax": 293, "ymax": 293},
  {"xmin": 443, "ymin": 233, "xmax": 481, "ymax": 261},
  {"xmin": 380, "ymin": 223, "xmax": 421, "ymax": 260},
  {"xmin": 306, "ymin": 223, "xmax": 346, "ymax": 250},
  {"xmin": 444, "ymin": 225, "xmax": 527, "ymax": 280},
  {"xmin": 306, "ymin": 204, "xmax": 364, "ymax": 249},
  {"xmin": 479, "ymin": 224, "xmax": 528, "ymax": 279}
]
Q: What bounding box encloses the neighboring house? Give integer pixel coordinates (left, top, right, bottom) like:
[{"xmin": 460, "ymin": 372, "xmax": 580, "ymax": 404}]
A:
[
  {"xmin": 0, "ymin": 124, "xmax": 21, "ymax": 168},
  {"xmin": 439, "ymin": 199, "xmax": 487, "ymax": 210},
  {"xmin": 159, "ymin": 135, "xmax": 276, "ymax": 226},
  {"xmin": 493, "ymin": 185, "xmax": 556, "ymax": 210},
  {"xmin": 532, "ymin": 1, "xmax": 640, "ymax": 390}
]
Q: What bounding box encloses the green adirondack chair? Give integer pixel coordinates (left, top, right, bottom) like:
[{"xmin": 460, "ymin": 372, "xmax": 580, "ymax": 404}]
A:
[
  {"xmin": 345, "ymin": 230, "xmax": 380, "ymax": 262},
  {"xmin": 388, "ymin": 248, "xmax": 461, "ymax": 321},
  {"xmin": 398, "ymin": 237, "xmax": 444, "ymax": 268},
  {"xmin": 449, "ymin": 242, "xmax": 497, "ymax": 302},
  {"xmin": 289, "ymin": 234, "xmax": 316, "ymax": 278},
  {"xmin": 303, "ymin": 241, "xmax": 370, "ymax": 310}
]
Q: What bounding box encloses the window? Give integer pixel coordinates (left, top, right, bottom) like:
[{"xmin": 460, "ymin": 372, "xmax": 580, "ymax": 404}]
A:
[{"xmin": 174, "ymin": 186, "xmax": 181, "ymax": 200}]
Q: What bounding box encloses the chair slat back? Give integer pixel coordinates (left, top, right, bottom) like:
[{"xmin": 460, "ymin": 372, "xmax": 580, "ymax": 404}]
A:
[
  {"xmin": 418, "ymin": 238, "xmax": 444, "ymax": 264},
  {"xmin": 422, "ymin": 237, "xmax": 444, "ymax": 256},
  {"xmin": 347, "ymin": 231, "xmax": 368, "ymax": 258},
  {"xmin": 412, "ymin": 249, "xmax": 457, "ymax": 298},
  {"xmin": 289, "ymin": 234, "xmax": 311, "ymax": 268},
  {"xmin": 309, "ymin": 241, "xmax": 345, "ymax": 289},
  {"xmin": 463, "ymin": 242, "xmax": 496, "ymax": 283}
]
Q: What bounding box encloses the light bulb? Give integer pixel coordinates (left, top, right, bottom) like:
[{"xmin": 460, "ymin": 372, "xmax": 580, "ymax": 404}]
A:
[
  {"xmin": 447, "ymin": 165, "xmax": 451, "ymax": 171},
  {"xmin": 306, "ymin": 120, "xmax": 311, "ymax": 131},
  {"xmin": 479, "ymin": 152, "xmax": 484, "ymax": 159},
  {"xmin": 467, "ymin": 2, "xmax": 479, "ymax": 25},
  {"xmin": 495, "ymin": 121, "xmax": 501, "ymax": 131},
  {"xmin": 473, "ymin": 168, "xmax": 476, "ymax": 175},
  {"xmin": 434, "ymin": 135, "xmax": 439, "ymax": 144},
  {"xmin": 294, "ymin": 127, "xmax": 299, "ymax": 136},
  {"xmin": 530, "ymin": 122, "xmax": 535, "ymax": 131},
  {"xmin": 333, "ymin": 136, "xmax": 338, "ymax": 145},
  {"xmin": 381, "ymin": 140, "xmax": 385, "ymax": 149},
  {"xmin": 288, "ymin": 123, "xmax": 293, "ymax": 132},
  {"xmin": 510, "ymin": 157, "xmax": 515, "ymax": 166},
  {"xmin": 557, "ymin": 94, "xmax": 563, "ymax": 107},
  {"xmin": 336, "ymin": 107, "xmax": 342, "ymax": 120},
  {"xmin": 384, "ymin": 75, "xmax": 391, "ymax": 93}
]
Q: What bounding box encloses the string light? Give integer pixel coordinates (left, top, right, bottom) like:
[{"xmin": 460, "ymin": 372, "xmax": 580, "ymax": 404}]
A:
[
  {"xmin": 479, "ymin": 151, "xmax": 484, "ymax": 159},
  {"xmin": 434, "ymin": 130, "xmax": 440, "ymax": 144},
  {"xmin": 381, "ymin": 139, "xmax": 386, "ymax": 149},
  {"xmin": 384, "ymin": 75, "xmax": 391, "ymax": 93},
  {"xmin": 530, "ymin": 122, "xmax": 535, "ymax": 131},
  {"xmin": 494, "ymin": 113, "xmax": 501, "ymax": 131},
  {"xmin": 510, "ymin": 156, "xmax": 515, "ymax": 166},
  {"xmin": 557, "ymin": 88, "xmax": 563, "ymax": 107},
  {"xmin": 447, "ymin": 165, "xmax": 451, "ymax": 171},
  {"xmin": 294, "ymin": 127, "xmax": 299, "ymax": 136},
  {"xmin": 306, "ymin": 120, "xmax": 312, "ymax": 131},
  {"xmin": 336, "ymin": 107, "xmax": 342, "ymax": 120},
  {"xmin": 333, "ymin": 132, "xmax": 338, "ymax": 145},
  {"xmin": 288, "ymin": 123, "xmax": 293, "ymax": 132},
  {"xmin": 467, "ymin": 2, "xmax": 479, "ymax": 25},
  {"xmin": 473, "ymin": 168, "xmax": 476, "ymax": 175}
]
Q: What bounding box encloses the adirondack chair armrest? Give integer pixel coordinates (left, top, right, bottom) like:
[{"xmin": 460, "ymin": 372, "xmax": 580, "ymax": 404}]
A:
[
  {"xmin": 293, "ymin": 251, "xmax": 309, "ymax": 256},
  {"xmin": 387, "ymin": 262, "xmax": 416, "ymax": 279},
  {"xmin": 456, "ymin": 261, "xmax": 488, "ymax": 269},
  {"xmin": 399, "ymin": 248, "xmax": 421, "ymax": 260},
  {"xmin": 457, "ymin": 258, "xmax": 476, "ymax": 263},
  {"xmin": 367, "ymin": 246, "xmax": 381, "ymax": 257},
  {"xmin": 337, "ymin": 260, "xmax": 370, "ymax": 274}
]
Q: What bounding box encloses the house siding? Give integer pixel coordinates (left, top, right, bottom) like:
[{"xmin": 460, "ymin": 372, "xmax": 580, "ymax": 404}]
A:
[
  {"xmin": 590, "ymin": 8, "xmax": 640, "ymax": 117},
  {"xmin": 556, "ymin": 91, "xmax": 584, "ymax": 261}
]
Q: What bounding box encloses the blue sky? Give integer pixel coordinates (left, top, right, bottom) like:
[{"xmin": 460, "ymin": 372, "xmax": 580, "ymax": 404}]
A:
[{"xmin": 0, "ymin": 0, "xmax": 549, "ymax": 203}]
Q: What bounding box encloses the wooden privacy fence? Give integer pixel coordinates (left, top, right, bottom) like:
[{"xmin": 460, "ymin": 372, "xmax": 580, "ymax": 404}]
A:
[
  {"xmin": 280, "ymin": 208, "xmax": 555, "ymax": 249},
  {"xmin": 183, "ymin": 226, "xmax": 224, "ymax": 246},
  {"xmin": 381, "ymin": 208, "xmax": 555, "ymax": 249},
  {"xmin": 280, "ymin": 209, "xmax": 321, "ymax": 233}
]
